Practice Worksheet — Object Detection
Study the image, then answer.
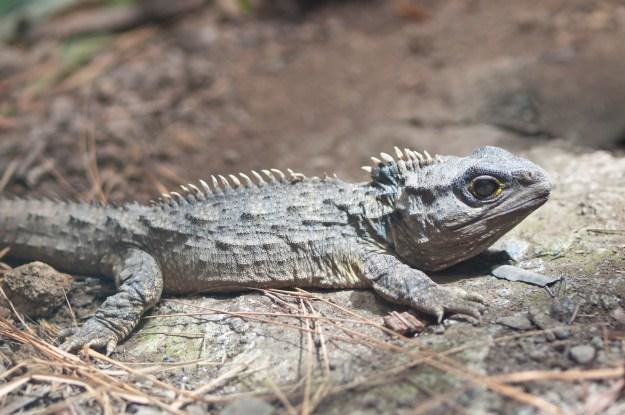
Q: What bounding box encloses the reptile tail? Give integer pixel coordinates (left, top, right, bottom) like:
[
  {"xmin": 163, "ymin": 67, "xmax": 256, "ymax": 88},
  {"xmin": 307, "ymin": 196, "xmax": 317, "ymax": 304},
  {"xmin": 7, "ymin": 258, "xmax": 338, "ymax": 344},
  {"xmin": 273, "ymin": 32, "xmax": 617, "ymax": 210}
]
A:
[{"xmin": 0, "ymin": 198, "xmax": 125, "ymax": 275}]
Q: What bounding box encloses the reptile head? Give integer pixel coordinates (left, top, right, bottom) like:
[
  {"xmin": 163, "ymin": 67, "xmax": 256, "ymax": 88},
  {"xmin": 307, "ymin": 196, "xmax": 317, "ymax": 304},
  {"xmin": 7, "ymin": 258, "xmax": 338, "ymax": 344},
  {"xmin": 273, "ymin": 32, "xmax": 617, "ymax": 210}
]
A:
[{"xmin": 369, "ymin": 146, "xmax": 551, "ymax": 271}]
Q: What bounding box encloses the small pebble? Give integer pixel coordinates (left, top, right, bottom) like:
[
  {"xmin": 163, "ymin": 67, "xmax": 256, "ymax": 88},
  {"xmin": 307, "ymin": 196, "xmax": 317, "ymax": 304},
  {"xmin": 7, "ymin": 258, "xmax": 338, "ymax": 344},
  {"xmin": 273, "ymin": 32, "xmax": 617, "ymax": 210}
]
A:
[
  {"xmin": 528, "ymin": 309, "xmax": 572, "ymax": 341},
  {"xmin": 431, "ymin": 324, "xmax": 445, "ymax": 335},
  {"xmin": 221, "ymin": 398, "xmax": 274, "ymax": 415},
  {"xmin": 569, "ymin": 345, "xmax": 596, "ymax": 364},
  {"xmin": 590, "ymin": 336, "xmax": 604, "ymax": 349},
  {"xmin": 609, "ymin": 306, "xmax": 625, "ymax": 324},
  {"xmin": 551, "ymin": 296, "xmax": 578, "ymax": 323},
  {"xmin": 499, "ymin": 238, "xmax": 530, "ymax": 262},
  {"xmin": 600, "ymin": 295, "xmax": 619, "ymax": 310}
]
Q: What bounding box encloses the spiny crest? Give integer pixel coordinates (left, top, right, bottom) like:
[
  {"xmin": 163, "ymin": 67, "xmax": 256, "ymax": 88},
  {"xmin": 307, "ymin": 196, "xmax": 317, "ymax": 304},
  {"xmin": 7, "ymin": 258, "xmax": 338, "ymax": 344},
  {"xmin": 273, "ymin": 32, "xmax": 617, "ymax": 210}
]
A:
[
  {"xmin": 361, "ymin": 146, "xmax": 443, "ymax": 187},
  {"xmin": 153, "ymin": 168, "xmax": 307, "ymax": 207}
]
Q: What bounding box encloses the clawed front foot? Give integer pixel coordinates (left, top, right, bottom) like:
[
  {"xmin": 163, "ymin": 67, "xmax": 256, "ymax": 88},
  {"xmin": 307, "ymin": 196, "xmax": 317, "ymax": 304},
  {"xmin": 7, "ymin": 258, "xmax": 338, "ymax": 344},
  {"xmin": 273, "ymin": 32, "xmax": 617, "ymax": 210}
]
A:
[
  {"xmin": 58, "ymin": 318, "xmax": 119, "ymax": 355},
  {"xmin": 365, "ymin": 253, "xmax": 488, "ymax": 323},
  {"xmin": 414, "ymin": 285, "xmax": 487, "ymax": 323}
]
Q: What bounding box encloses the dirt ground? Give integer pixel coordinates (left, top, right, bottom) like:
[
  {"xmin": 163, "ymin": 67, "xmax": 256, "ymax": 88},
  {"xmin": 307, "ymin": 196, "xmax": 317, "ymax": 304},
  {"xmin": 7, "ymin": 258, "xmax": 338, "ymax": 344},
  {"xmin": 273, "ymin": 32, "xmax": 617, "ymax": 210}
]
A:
[{"xmin": 1, "ymin": 1, "xmax": 624, "ymax": 414}]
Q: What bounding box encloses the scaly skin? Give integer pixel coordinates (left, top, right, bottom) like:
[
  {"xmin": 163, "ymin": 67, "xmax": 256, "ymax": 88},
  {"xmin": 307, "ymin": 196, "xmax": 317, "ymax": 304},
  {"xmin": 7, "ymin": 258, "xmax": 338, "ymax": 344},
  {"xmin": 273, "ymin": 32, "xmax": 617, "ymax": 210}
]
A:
[{"xmin": 0, "ymin": 146, "xmax": 550, "ymax": 353}]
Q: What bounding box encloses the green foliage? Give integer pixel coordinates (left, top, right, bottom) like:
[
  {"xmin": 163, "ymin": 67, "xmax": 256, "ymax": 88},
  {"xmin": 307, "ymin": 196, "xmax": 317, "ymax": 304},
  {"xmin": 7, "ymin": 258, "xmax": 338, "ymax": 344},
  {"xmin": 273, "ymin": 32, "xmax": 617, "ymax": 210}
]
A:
[
  {"xmin": 106, "ymin": 0, "xmax": 135, "ymax": 6},
  {"xmin": 61, "ymin": 33, "xmax": 112, "ymax": 68},
  {"xmin": 238, "ymin": 0, "xmax": 253, "ymax": 14},
  {"xmin": 0, "ymin": 0, "xmax": 27, "ymax": 16}
]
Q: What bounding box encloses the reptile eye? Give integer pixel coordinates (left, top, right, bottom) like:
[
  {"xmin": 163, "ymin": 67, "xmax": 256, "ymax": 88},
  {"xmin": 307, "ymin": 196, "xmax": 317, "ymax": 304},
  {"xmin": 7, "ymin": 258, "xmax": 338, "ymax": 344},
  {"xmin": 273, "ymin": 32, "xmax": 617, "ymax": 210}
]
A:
[{"xmin": 470, "ymin": 176, "xmax": 502, "ymax": 199}]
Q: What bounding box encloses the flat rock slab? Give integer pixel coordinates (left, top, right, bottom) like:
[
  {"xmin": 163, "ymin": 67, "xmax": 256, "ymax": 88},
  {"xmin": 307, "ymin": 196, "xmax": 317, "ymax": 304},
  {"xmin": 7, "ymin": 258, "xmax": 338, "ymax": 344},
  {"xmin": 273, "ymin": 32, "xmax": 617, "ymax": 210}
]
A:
[{"xmin": 491, "ymin": 264, "xmax": 561, "ymax": 287}]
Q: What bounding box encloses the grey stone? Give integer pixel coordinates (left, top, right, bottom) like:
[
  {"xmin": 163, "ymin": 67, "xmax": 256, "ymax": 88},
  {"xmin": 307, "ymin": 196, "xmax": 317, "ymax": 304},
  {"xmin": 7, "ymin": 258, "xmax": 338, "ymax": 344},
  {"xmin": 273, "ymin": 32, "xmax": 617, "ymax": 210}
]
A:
[
  {"xmin": 569, "ymin": 345, "xmax": 596, "ymax": 364},
  {"xmin": 551, "ymin": 296, "xmax": 579, "ymax": 323},
  {"xmin": 221, "ymin": 398, "xmax": 274, "ymax": 415},
  {"xmin": 492, "ymin": 265, "xmax": 560, "ymax": 287},
  {"xmin": 496, "ymin": 314, "xmax": 534, "ymax": 330},
  {"xmin": 590, "ymin": 336, "xmax": 604, "ymax": 350},
  {"xmin": 499, "ymin": 238, "xmax": 531, "ymax": 262},
  {"xmin": 528, "ymin": 309, "xmax": 572, "ymax": 341}
]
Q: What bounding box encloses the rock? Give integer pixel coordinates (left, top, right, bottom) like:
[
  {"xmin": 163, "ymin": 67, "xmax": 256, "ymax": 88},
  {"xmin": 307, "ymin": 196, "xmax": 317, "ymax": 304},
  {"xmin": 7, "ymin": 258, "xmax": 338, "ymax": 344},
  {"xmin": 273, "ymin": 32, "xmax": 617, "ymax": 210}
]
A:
[
  {"xmin": 0, "ymin": 305, "xmax": 10, "ymax": 319},
  {"xmin": 431, "ymin": 324, "xmax": 445, "ymax": 335},
  {"xmin": 600, "ymin": 295, "xmax": 620, "ymax": 310},
  {"xmin": 0, "ymin": 262, "xmax": 72, "ymax": 318},
  {"xmin": 528, "ymin": 309, "xmax": 572, "ymax": 341},
  {"xmin": 609, "ymin": 306, "xmax": 625, "ymax": 324},
  {"xmin": 498, "ymin": 238, "xmax": 531, "ymax": 262},
  {"xmin": 133, "ymin": 406, "xmax": 163, "ymax": 415},
  {"xmin": 590, "ymin": 336, "xmax": 603, "ymax": 350},
  {"xmin": 569, "ymin": 345, "xmax": 596, "ymax": 364},
  {"xmin": 492, "ymin": 265, "xmax": 560, "ymax": 287},
  {"xmin": 221, "ymin": 398, "xmax": 274, "ymax": 415},
  {"xmin": 496, "ymin": 314, "xmax": 534, "ymax": 330},
  {"xmin": 551, "ymin": 296, "xmax": 579, "ymax": 323}
]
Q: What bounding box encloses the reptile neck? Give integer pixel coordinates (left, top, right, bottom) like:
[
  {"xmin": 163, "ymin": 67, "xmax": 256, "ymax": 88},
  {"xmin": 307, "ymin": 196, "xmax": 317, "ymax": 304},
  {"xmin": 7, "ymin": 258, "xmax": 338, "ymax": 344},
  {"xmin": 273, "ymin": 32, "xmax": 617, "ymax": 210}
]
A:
[{"xmin": 341, "ymin": 183, "xmax": 398, "ymax": 252}]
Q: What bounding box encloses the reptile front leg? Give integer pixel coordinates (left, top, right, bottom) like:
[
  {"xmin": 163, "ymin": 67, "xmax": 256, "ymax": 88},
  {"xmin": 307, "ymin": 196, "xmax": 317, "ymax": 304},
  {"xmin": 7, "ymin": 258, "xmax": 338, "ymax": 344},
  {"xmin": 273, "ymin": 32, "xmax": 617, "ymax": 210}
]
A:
[
  {"xmin": 60, "ymin": 248, "xmax": 163, "ymax": 354},
  {"xmin": 364, "ymin": 253, "xmax": 486, "ymax": 322}
]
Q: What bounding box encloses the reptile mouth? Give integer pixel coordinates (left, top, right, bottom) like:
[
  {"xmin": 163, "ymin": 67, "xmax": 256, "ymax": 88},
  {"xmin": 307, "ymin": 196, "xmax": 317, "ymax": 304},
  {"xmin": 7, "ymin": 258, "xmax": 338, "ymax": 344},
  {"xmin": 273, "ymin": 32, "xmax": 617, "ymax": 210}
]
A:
[{"xmin": 446, "ymin": 186, "xmax": 550, "ymax": 231}]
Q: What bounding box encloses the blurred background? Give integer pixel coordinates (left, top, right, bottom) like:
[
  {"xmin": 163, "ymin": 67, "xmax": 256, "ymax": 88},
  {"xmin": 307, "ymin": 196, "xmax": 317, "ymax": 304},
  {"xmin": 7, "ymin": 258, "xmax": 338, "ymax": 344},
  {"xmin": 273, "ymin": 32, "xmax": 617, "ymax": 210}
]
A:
[{"xmin": 1, "ymin": 0, "xmax": 624, "ymax": 202}]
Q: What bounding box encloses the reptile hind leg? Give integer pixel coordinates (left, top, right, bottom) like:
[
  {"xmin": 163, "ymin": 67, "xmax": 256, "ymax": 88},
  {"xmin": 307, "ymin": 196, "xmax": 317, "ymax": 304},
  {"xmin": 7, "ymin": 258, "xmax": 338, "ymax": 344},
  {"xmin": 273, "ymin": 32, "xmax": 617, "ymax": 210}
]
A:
[{"xmin": 60, "ymin": 248, "xmax": 163, "ymax": 355}]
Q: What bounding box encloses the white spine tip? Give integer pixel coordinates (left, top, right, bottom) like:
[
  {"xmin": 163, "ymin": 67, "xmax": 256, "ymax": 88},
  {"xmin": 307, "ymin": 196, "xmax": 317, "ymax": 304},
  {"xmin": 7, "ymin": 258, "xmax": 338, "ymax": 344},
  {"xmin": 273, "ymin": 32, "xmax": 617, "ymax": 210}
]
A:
[
  {"xmin": 188, "ymin": 183, "xmax": 204, "ymax": 198},
  {"xmin": 199, "ymin": 179, "xmax": 211, "ymax": 193},
  {"xmin": 270, "ymin": 168, "xmax": 286, "ymax": 180},
  {"xmin": 170, "ymin": 192, "xmax": 185, "ymax": 202},
  {"xmin": 238, "ymin": 172, "xmax": 254, "ymax": 187},
  {"xmin": 380, "ymin": 152, "xmax": 394, "ymax": 162},
  {"xmin": 218, "ymin": 175, "xmax": 231, "ymax": 188},
  {"xmin": 361, "ymin": 166, "xmax": 373, "ymax": 173},
  {"xmin": 251, "ymin": 170, "xmax": 266, "ymax": 185},
  {"xmin": 371, "ymin": 156, "xmax": 382, "ymax": 164},
  {"xmin": 261, "ymin": 169, "xmax": 276, "ymax": 181},
  {"xmin": 394, "ymin": 146, "xmax": 404, "ymax": 159},
  {"xmin": 228, "ymin": 174, "xmax": 241, "ymax": 187},
  {"xmin": 211, "ymin": 175, "xmax": 222, "ymax": 192}
]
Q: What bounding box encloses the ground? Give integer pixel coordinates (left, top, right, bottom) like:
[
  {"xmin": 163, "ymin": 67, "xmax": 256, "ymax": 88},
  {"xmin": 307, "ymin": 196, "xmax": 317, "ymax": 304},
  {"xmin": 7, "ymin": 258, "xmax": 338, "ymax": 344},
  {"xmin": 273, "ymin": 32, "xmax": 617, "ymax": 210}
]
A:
[{"xmin": 0, "ymin": 1, "xmax": 624, "ymax": 414}]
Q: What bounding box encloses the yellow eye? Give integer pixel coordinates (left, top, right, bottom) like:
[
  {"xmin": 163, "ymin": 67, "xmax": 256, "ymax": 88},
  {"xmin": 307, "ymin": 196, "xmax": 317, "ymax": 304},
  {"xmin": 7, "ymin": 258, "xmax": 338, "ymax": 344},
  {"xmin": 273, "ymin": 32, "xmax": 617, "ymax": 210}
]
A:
[{"xmin": 470, "ymin": 176, "xmax": 503, "ymax": 199}]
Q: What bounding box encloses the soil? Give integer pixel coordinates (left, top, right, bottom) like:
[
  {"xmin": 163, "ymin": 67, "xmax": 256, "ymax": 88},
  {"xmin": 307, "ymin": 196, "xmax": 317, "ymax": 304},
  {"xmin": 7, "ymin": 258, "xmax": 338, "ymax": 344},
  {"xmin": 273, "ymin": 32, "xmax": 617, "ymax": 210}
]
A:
[{"xmin": 1, "ymin": 1, "xmax": 624, "ymax": 414}]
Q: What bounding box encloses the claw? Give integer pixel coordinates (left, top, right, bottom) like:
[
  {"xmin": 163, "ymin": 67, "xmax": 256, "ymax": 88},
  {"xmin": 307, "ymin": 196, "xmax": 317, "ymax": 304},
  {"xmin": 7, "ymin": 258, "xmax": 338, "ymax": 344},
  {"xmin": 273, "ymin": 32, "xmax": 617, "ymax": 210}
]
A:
[
  {"xmin": 448, "ymin": 304, "xmax": 482, "ymax": 320},
  {"xmin": 466, "ymin": 292, "xmax": 487, "ymax": 304},
  {"xmin": 106, "ymin": 339, "xmax": 118, "ymax": 356},
  {"xmin": 414, "ymin": 285, "xmax": 487, "ymax": 323},
  {"xmin": 60, "ymin": 338, "xmax": 80, "ymax": 352},
  {"xmin": 57, "ymin": 327, "xmax": 77, "ymax": 342},
  {"xmin": 434, "ymin": 307, "xmax": 444, "ymax": 324},
  {"xmin": 57, "ymin": 319, "xmax": 120, "ymax": 353}
]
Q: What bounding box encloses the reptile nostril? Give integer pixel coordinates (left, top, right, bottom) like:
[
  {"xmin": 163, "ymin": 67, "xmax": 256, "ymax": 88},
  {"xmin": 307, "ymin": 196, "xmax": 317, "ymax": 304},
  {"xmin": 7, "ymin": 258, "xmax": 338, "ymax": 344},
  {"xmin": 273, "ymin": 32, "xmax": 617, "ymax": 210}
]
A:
[{"xmin": 518, "ymin": 171, "xmax": 540, "ymax": 185}]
